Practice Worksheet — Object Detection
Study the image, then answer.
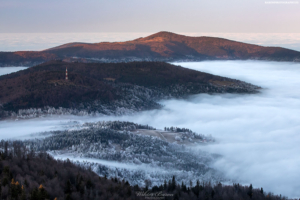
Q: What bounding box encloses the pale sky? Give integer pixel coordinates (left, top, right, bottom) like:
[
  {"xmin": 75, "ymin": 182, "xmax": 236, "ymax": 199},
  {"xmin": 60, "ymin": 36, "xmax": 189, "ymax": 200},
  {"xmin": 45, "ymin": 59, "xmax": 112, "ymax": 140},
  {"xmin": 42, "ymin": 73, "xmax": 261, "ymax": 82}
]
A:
[{"xmin": 0, "ymin": 0, "xmax": 299, "ymax": 33}]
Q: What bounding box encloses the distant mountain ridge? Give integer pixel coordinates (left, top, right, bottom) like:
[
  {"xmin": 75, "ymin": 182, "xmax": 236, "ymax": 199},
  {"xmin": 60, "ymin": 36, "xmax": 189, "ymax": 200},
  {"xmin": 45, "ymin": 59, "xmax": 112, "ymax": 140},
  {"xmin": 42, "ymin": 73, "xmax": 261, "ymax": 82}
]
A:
[
  {"xmin": 1, "ymin": 31, "xmax": 300, "ymax": 66},
  {"xmin": 0, "ymin": 61, "xmax": 260, "ymax": 119}
]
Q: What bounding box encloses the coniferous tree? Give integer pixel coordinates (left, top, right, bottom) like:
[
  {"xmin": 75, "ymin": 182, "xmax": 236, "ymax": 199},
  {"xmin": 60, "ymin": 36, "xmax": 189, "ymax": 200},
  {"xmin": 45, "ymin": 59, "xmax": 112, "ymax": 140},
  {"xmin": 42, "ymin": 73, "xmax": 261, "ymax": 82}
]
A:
[
  {"xmin": 163, "ymin": 180, "xmax": 167, "ymax": 190},
  {"xmin": 181, "ymin": 181, "xmax": 187, "ymax": 192},
  {"xmin": 171, "ymin": 176, "xmax": 176, "ymax": 190},
  {"xmin": 65, "ymin": 180, "xmax": 72, "ymax": 194},
  {"xmin": 248, "ymin": 184, "xmax": 253, "ymax": 198}
]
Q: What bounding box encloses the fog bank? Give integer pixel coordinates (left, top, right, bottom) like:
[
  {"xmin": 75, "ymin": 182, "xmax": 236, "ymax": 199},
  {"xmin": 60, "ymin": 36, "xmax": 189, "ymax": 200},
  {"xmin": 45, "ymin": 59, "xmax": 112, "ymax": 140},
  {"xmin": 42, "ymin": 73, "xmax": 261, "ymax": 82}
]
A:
[
  {"xmin": 0, "ymin": 61, "xmax": 300, "ymax": 197},
  {"xmin": 0, "ymin": 67, "xmax": 27, "ymax": 76},
  {"xmin": 0, "ymin": 117, "xmax": 82, "ymax": 139},
  {"xmin": 90, "ymin": 61, "xmax": 300, "ymax": 197}
]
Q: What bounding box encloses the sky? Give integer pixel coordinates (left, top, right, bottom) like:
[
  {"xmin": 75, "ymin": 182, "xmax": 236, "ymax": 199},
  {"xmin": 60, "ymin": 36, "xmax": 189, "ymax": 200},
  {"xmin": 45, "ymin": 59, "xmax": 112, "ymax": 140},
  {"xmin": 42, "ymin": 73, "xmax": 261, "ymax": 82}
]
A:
[{"xmin": 0, "ymin": 0, "xmax": 300, "ymax": 33}]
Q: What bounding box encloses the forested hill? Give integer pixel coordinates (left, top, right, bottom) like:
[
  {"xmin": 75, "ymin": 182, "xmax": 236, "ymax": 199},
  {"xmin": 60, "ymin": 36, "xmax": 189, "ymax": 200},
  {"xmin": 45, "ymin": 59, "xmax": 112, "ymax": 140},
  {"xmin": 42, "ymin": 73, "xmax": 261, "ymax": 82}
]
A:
[
  {"xmin": 0, "ymin": 61, "xmax": 259, "ymax": 119},
  {"xmin": 1, "ymin": 31, "xmax": 300, "ymax": 66},
  {"xmin": 0, "ymin": 143, "xmax": 288, "ymax": 200}
]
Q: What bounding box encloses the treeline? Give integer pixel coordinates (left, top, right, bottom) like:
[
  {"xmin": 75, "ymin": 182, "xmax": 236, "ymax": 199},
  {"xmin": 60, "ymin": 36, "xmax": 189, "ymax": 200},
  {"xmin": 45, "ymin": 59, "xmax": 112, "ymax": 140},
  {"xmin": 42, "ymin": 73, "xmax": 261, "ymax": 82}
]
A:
[
  {"xmin": 145, "ymin": 176, "xmax": 287, "ymax": 200},
  {"xmin": 164, "ymin": 127, "xmax": 192, "ymax": 133},
  {"xmin": 0, "ymin": 142, "xmax": 290, "ymax": 200},
  {"xmin": 0, "ymin": 142, "xmax": 137, "ymax": 200},
  {"xmin": 164, "ymin": 126, "xmax": 211, "ymax": 141},
  {"xmin": 83, "ymin": 121, "xmax": 156, "ymax": 131}
]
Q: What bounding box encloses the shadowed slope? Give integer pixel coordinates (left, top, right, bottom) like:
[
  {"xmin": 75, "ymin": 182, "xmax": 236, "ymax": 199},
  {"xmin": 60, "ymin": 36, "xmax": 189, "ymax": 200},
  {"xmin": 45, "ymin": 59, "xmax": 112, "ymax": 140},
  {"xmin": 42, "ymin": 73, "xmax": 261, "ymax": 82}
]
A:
[{"xmin": 0, "ymin": 61, "xmax": 260, "ymax": 118}]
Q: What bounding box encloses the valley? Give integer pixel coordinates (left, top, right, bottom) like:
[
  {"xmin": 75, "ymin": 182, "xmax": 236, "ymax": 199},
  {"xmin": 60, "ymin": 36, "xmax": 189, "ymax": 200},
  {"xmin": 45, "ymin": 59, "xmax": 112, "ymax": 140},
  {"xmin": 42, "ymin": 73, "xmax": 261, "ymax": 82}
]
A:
[{"xmin": 0, "ymin": 60, "xmax": 299, "ymax": 198}]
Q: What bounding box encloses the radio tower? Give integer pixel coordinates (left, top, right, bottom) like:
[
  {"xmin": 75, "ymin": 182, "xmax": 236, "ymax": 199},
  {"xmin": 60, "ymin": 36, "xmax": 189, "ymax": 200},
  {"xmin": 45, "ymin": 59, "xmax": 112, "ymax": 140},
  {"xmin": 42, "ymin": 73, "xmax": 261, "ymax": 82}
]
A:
[{"xmin": 65, "ymin": 67, "xmax": 68, "ymax": 80}]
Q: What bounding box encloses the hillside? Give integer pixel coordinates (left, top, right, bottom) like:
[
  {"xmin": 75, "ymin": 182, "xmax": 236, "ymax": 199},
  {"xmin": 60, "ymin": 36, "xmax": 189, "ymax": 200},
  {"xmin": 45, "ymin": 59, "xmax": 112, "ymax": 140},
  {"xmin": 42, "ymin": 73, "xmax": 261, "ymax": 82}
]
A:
[
  {"xmin": 0, "ymin": 51, "xmax": 58, "ymax": 67},
  {"xmin": 22, "ymin": 121, "xmax": 217, "ymax": 187},
  {"xmin": 0, "ymin": 61, "xmax": 259, "ymax": 119},
  {"xmin": 0, "ymin": 143, "xmax": 141, "ymax": 200},
  {"xmin": 0, "ymin": 126, "xmax": 288, "ymax": 200},
  {"xmin": 1, "ymin": 32, "xmax": 300, "ymax": 66}
]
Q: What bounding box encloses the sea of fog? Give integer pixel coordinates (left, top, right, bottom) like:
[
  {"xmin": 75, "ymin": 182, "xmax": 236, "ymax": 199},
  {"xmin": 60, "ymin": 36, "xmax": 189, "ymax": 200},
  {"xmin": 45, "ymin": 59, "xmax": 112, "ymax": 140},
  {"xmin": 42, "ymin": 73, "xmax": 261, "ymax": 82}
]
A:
[
  {"xmin": 0, "ymin": 67, "xmax": 27, "ymax": 76},
  {"xmin": 0, "ymin": 61, "xmax": 300, "ymax": 197}
]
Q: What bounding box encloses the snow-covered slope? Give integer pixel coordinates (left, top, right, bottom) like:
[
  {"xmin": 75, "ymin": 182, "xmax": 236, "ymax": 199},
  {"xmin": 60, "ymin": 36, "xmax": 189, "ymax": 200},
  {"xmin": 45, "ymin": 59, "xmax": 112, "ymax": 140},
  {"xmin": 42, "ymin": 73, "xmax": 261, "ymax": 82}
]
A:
[{"xmin": 20, "ymin": 121, "xmax": 224, "ymax": 187}]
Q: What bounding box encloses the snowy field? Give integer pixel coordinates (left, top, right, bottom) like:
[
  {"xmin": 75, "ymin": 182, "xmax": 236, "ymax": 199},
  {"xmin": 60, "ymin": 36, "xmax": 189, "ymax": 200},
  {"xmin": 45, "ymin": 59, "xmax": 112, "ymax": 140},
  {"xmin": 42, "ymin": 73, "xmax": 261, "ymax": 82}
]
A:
[{"xmin": 0, "ymin": 61, "xmax": 300, "ymax": 197}]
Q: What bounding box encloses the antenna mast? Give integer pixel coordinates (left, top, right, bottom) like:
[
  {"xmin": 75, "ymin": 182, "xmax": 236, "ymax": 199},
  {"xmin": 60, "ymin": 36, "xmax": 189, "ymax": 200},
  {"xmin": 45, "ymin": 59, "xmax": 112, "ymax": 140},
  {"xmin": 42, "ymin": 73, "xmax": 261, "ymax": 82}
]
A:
[{"xmin": 65, "ymin": 67, "xmax": 68, "ymax": 80}]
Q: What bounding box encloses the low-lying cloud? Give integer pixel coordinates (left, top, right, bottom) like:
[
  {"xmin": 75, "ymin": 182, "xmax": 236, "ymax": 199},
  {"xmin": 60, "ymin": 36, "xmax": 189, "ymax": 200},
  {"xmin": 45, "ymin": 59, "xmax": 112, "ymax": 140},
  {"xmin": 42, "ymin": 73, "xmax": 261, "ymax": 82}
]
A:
[
  {"xmin": 1, "ymin": 61, "xmax": 300, "ymax": 197},
  {"xmin": 0, "ymin": 67, "xmax": 27, "ymax": 75},
  {"xmin": 92, "ymin": 61, "xmax": 300, "ymax": 197}
]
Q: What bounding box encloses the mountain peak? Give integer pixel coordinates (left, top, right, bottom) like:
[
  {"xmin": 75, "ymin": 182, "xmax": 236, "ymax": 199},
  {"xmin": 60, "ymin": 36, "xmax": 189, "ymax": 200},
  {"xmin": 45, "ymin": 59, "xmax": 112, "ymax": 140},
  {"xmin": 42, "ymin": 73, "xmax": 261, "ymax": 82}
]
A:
[
  {"xmin": 148, "ymin": 31, "xmax": 181, "ymax": 37},
  {"xmin": 1, "ymin": 32, "xmax": 300, "ymax": 67},
  {"xmin": 135, "ymin": 31, "xmax": 186, "ymax": 41}
]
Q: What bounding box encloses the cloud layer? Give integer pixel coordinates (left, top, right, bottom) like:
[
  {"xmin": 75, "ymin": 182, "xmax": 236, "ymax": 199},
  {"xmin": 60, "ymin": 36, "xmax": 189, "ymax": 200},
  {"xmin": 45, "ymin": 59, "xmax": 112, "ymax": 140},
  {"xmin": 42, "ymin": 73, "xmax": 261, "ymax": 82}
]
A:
[
  {"xmin": 90, "ymin": 61, "xmax": 300, "ymax": 197},
  {"xmin": 1, "ymin": 61, "xmax": 300, "ymax": 197},
  {"xmin": 0, "ymin": 67, "xmax": 27, "ymax": 75}
]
